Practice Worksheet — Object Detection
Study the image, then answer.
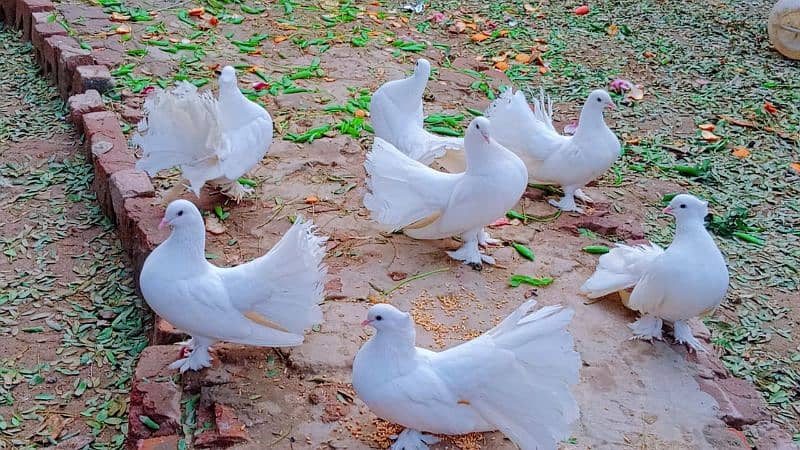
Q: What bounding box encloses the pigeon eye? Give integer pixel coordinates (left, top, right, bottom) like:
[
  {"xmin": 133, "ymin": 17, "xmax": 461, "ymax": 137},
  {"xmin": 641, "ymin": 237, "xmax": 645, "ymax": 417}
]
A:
[
  {"xmin": 596, "ymin": 97, "xmax": 602, "ymax": 102},
  {"xmin": 177, "ymin": 210, "xmax": 184, "ymax": 216},
  {"xmin": 476, "ymin": 124, "xmax": 480, "ymax": 130},
  {"xmin": 679, "ymin": 204, "xmax": 686, "ymax": 209},
  {"xmin": 375, "ymin": 315, "xmax": 383, "ymax": 321}
]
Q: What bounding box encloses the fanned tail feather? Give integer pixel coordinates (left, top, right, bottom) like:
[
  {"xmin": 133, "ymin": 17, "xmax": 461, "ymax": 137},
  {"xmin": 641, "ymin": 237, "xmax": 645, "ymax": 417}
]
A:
[
  {"xmin": 133, "ymin": 82, "xmax": 224, "ymax": 195},
  {"xmin": 485, "ymin": 88, "xmax": 553, "ymax": 161},
  {"xmin": 580, "ymin": 243, "xmax": 664, "ymax": 298},
  {"xmin": 477, "ymin": 300, "xmax": 580, "ymax": 449},
  {"xmin": 530, "ymin": 86, "xmax": 556, "ymax": 133}
]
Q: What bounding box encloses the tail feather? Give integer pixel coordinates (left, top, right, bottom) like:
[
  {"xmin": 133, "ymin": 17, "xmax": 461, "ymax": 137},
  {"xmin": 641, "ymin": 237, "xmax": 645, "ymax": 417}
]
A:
[
  {"xmin": 414, "ymin": 132, "xmax": 465, "ymax": 165},
  {"xmin": 133, "ymin": 82, "xmax": 224, "ymax": 193},
  {"xmin": 363, "ymin": 138, "xmax": 452, "ymax": 230},
  {"xmin": 530, "ymin": 86, "xmax": 556, "ymax": 133},
  {"xmin": 475, "ymin": 301, "xmax": 579, "ymax": 449},
  {"xmin": 580, "ymin": 243, "xmax": 664, "ymax": 298},
  {"xmin": 224, "ymin": 216, "xmax": 327, "ymax": 335},
  {"xmin": 485, "ymin": 88, "xmax": 553, "ymax": 161}
]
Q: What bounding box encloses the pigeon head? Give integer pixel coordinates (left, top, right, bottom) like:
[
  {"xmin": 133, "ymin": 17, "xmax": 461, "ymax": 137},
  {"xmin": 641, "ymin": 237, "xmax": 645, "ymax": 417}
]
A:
[
  {"xmin": 413, "ymin": 58, "xmax": 431, "ymax": 80},
  {"xmin": 466, "ymin": 116, "xmax": 492, "ymax": 145},
  {"xmin": 159, "ymin": 199, "xmax": 202, "ymax": 230},
  {"xmin": 585, "ymin": 89, "xmax": 615, "ymax": 111},
  {"xmin": 218, "ymin": 66, "xmax": 237, "ymax": 87},
  {"xmin": 362, "ymin": 303, "xmax": 412, "ymax": 331},
  {"xmin": 663, "ymin": 194, "xmax": 708, "ymax": 222}
]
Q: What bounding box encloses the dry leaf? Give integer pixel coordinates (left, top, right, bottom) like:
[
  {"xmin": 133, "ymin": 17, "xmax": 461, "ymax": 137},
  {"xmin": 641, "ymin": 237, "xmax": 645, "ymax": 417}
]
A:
[
  {"xmin": 188, "ymin": 7, "xmax": 205, "ymax": 16},
  {"xmin": 574, "ymin": 5, "xmax": 590, "ymax": 15},
  {"xmin": 205, "ymin": 216, "xmax": 226, "ymax": 235},
  {"xmin": 515, "ymin": 53, "xmax": 532, "ymax": 63},
  {"xmin": 305, "ymin": 195, "xmax": 320, "ymax": 204},
  {"xmin": 471, "ymin": 33, "xmax": 489, "ymax": 42},
  {"xmin": 110, "ymin": 12, "xmax": 130, "ymax": 21},
  {"xmin": 732, "ymin": 147, "xmax": 750, "ymax": 158},
  {"xmin": 701, "ymin": 130, "xmax": 721, "ymax": 142},
  {"xmin": 698, "ymin": 123, "xmax": 716, "ymax": 131},
  {"xmin": 115, "ymin": 25, "xmax": 131, "ymax": 34},
  {"xmin": 498, "ymin": 29, "xmax": 508, "ymax": 37},
  {"xmin": 494, "ymin": 60, "xmax": 509, "ymax": 71},
  {"xmin": 208, "ymin": 16, "xmax": 219, "ymax": 26},
  {"xmin": 490, "ymin": 54, "xmax": 507, "ymax": 63},
  {"xmin": 523, "ymin": 3, "xmax": 535, "ymax": 13},
  {"xmin": 538, "ymin": 66, "xmax": 549, "ymax": 74},
  {"xmin": 449, "ymin": 20, "xmax": 467, "ymax": 33},
  {"xmin": 790, "ymin": 162, "xmax": 800, "ymax": 174},
  {"xmin": 627, "ymin": 84, "xmax": 644, "ymax": 100},
  {"xmin": 273, "ymin": 35, "xmax": 288, "ymax": 43},
  {"xmin": 764, "ymin": 101, "xmax": 778, "ymax": 114},
  {"xmin": 626, "ymin": 138, "xmax": 641, "ymax": 145},
  {"xmin": 643, "ymin": 50, "xmax": 656, "ymax": 58},
  {"xmin": 354, "ymin": 109, "xmax": 367, "ymax": 118},
  {"xmin": 607, "ymin": 24, "xmax": 619, "ymax": 36}
]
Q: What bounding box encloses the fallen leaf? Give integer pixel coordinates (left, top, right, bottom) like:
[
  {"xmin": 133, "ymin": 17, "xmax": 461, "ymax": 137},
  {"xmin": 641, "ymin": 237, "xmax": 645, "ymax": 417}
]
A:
[
  {"xmin": 626, "ymin": 137, "xmax": 641, "ymax": 145},
  {"xmin": 273, "ymin": 35, "xmax": 288, "ymax": 43},
  {"xmin": 188, "ymin": 7, "xmax": 205, "ymax": 16},
  {"xmin": 471, "ymin": 33, "xmax": 489, "ymax": 42},
  {"xmin": 494, "ymin": 60, "xmax": 509, "ymax": 71},
  {"xmin": 449, "ymin": 20, "xmax": 467, "ymax": 33},
  {"xmin": 515, "ymin": 53, "xmax": 532, "ymax": 63},
  {"xmin": 764, "ymin": 101, "xmax": 778, "ymax": 114},
  {"xmin": 388, "ymin": 272, "xmax": 407, "ymax": 281},
  {"xmin": 732, "ymin": 147, "xmax": 750, "ymax": 158},
  {"xmin": 698, "ymin": 123, "xmax": 716, "ymax": 131},
  {"xmin": 701, "ymin": 130, "xmax": 721, "ymax": 142},
  {"xmin": 719, "ymin": 115, "xmax": 756, "ymax": 128},
  {"xmin": 790, "ymin": 162, "xmax": 800, "ymax": 174},
  {"xmin": 538, "ymin": 66, "xmax": 549, "ymax": 74},
  {"xmin": 490, "ymin": 54, "xmax": 507, "ymax": 63},
  {"xmin": 488, "ymin": 217, "xmax": 511, "ymax": 227},
  {"xmin": 627, "ymin": 84, "xmax": 644, "ymax": 100},
  {"xmin": 607, "ymin": 24, "xmax": 619, "ymax": 36},
  {"xmin": 574, "ymin": 5, "xmax": 590, "ymax": 15},
  {"xmin": 305, "ymin": 195, "xmax": 320, "ymax": 204},
  {"xmin": 115, "ymin": 25, "xmax": 131, "ymax": 34},
  {"xmin": 643, "ymin": 50, "xmax": 656, "ymax": 58},
  {"xmin": 523, "ymin": 3, "xmax": 536, "ymax": 13},
  {"xmin": 208, "ymin": 16, "xmax": 219, "ymax": 26},
  {"xmin": 110, "ymin": 12, "xmax": 130, "ymax": 21},
  {"xmin": 498, "ymin": 29, "xmax": 508, "ymax": 37},
  {"xmin": 205, "ymin": 216, "xmax": 226, "ymax": 235},
  {"xmin": 354, "ymin": 109, "xmax": 367, "ymax": 118}
]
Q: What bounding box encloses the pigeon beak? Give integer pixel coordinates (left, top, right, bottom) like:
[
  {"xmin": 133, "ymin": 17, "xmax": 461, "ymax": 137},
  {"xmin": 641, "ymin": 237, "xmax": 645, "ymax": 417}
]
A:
[
  {"xmin": 481, "ymin": 132, "xmax": 490, "ymax": 144},
  {"xmin": 662, "ymin": 206, "xmax": 674, "ymax": 215},
  {"xmin": 158, "ymin": 217, "xmax": 170, "ymax": 230},
  {"xmin": 606, "ymin": 101, "xmax": 616, "ymax": 110},
  {"xmin": 361, "ymin": 319, "xmax": 372, "ymax": 327}
]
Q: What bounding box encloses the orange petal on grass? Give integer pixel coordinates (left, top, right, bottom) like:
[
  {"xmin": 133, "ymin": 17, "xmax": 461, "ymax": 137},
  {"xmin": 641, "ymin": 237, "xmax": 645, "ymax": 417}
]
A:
[
  {"xmin": 698, "ymin": 123, "xmax": 716, "ymax": 131},
  {"xmin": 790, "ymin": 162, "xmax": 800, "ymax": 174},
  {"xmin": 305, "ymin": 195, "xmax": 320, "ymax": 204},
  {"xmin": 471, "ymin": 33, "xmax": 489, "ymax": 42},
  {"xmin": 494, "ymin": 60, "xmax": 509, "ymax": 71},
  {"xmin": 764, "ymin": 101, "xmax": 778, "ymax": 114},
  {"xmin": 731, "ymin": 147, "xmax": 750, "ymax": 158},
  {"xmin": 515, "ymin": 53, "xmax": 532, "ymax": 63},
  {"xmin": 701, "ymin": 130, "xmax": 721, "ymax": 142},
  {"xmin": 354, "ymin": 109, "xmax": 367, "ymax": 118}
]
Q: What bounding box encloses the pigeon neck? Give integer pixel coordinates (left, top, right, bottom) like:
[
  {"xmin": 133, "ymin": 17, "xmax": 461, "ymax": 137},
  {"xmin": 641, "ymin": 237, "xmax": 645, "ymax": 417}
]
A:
[
  {"xmin": 373, "ymin": 325, "xmax": 417, "ymax": 360},
  {"xmin": 673, "ymin": 217, "xmax": 711, "ymax": 246},
  {"xmin": 165, "ymin": 223, "xmax": 207, "ymax": 262},
  {"xmin": 572, "ymin": 107, "xmax": 607, "ymax": 141}
]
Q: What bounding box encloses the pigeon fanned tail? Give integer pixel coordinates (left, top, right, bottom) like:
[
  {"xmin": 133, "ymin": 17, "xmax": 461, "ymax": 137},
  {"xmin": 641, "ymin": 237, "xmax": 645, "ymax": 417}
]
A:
[{"xmin": 580, "ymin": 243, "xmax": 664, "ymax": 299}]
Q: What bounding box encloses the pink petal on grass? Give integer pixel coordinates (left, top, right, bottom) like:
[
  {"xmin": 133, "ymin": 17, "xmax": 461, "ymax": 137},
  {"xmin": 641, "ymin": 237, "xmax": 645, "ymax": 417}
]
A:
[{"xmin": 609, "ymin": 78, "xmax": 632, "ymax": 93}]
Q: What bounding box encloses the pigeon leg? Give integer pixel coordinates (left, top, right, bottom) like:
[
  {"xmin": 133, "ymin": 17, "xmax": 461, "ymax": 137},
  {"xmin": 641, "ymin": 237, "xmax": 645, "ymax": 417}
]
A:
[
  {"xmin": 447, "ymin": 229, "xmax": 496, "ymax": 270},
  {"xmin": 217, "ymin": 178, "xmax": 253, "ymax": 203},
  {"xmin": 628, "ymin": 315, "xmax": 664, "ymax": 342},
  {"xmin": 574, "ymin": 188, "xmax": 594, "ymax": 203},
  {"xmin": 477, "ymin": 228, "xmax": 501, "ymax": 247},
  {"xmin": 549, "ymin": 185, "xmax": 584, "ymax": 214},
  {"xmin": 390, "ymin": 429, "xmax": 440, "ymax": 450},
  {"xmin": 673, "ymin": 320, "xmax": 706, "ymax": 353},
  {"xmin": 169, "ymin": 336, "xmax": 215, "ymax": 373}
]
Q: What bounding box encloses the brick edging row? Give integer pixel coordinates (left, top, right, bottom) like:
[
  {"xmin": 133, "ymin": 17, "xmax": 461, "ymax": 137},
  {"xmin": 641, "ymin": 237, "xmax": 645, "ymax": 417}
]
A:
[
  {"xmin": 3, "ymin": 1, "xmax": 797, "ymax": 448},
  {"xmin": 1, "ymin": 2, "xmax": 246, "ymax": 449}
]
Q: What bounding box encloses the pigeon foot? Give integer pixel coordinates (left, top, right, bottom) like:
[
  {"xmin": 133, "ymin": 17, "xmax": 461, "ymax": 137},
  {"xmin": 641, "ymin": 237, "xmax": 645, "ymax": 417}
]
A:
[
  {"xmin": 574, "ymin": 188, "xmax": 594, "ymax": 203},
  {"xmin": 390, "ymin": 429, "xmax": 440, "ymax": 450},
  {"xmin": 628, "ymin": 315, "xmax": 664, "ymax": 341},
  {"xmin": 673, "ymin": 320, "xmax": 707, "ymax": 353},
  {"xmin": 447, "ymin": 242, "xmax": 496, "ymax": 269},
  {"xmin": 170, "ymin": 343, "xmax": 213, "ymax": 373},
  {"xmin": 218, "ymin": 178, "xmax": 253, "ymax": 203},
  {"xmin": 478, "ymin": 228, "xmax": 501, "ymax": 247},
  {"xmin": 549, "ymin": 197, "xmax": 584, "ymax": 214}
]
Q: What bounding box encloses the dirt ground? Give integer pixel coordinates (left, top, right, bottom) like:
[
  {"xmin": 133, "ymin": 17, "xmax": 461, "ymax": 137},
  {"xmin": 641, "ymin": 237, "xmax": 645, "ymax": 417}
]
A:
[{"xmin": 7, "ymin": 0, "xmax": 800, "ymax": 448}]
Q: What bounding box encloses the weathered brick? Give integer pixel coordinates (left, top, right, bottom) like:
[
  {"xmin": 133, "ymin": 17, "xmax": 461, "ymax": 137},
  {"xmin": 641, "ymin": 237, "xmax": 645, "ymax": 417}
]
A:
[
  {"xmin": 31, "ymin": 21, "xmax": 66, "ymax": 65},
  {"xmin": 67, "ymin": 90, "xmax": 104, "ymax": 130},
  {"xmin": 92, "ymin": 46, "xmax": 125, "ymax": 69},
  {"xmin": 109, "ymin": 169, "xmax": 154, "ymax": 221},
  {"xmin": 82, "ymin": 110, "xmax": 134, "ymax": 218},
  {"xmin": 121, "ymin": 196, "xmax": 167, "ymax": 277},
  {"xmin": 194, "ymin": 403, "xmax": 249, "ymax": 448},
  {"xmin": 15, "ymin": 0, "xmax": 53, "ymax": 40},
  {"xmin": 73, "ymin": 65, "xmax": 114, "ymax": 95},
  {"xmin": 1, "ymin": 0, "xmax": 16, "ymax": 26},
  {"xmin": 56, "ymin": 43, "xmax": 93, "ymax": 100},
  {"xmin": 41, "ymin": 34, "xmax": 74, "ymax": 80},
  {"xmin": 697, "ymin": 376, "xmax": 768, "ymax": 428},
  {"xmin": 128, "ymin": 346, "xmax": 182, "ymax": 446},
  {"xmin": 152, "ymin": 316, "xmax": 187, "ymax": 345},
  {"xmin": 135, "ymin": 436, "xmax": 180, "ymax": 450}
]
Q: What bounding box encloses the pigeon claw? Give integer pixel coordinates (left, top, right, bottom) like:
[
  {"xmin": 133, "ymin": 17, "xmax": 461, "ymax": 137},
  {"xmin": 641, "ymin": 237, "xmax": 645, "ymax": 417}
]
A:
[{"xmin": 468, "ymin": 262, "xmax": 483, "ymax": 271}]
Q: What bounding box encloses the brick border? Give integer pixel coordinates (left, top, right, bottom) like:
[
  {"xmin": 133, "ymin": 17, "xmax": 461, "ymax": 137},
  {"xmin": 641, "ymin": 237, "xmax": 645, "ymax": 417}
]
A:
[{"xmin": 4, "ymin": 2, "xmax": 797, "ymax": 449}]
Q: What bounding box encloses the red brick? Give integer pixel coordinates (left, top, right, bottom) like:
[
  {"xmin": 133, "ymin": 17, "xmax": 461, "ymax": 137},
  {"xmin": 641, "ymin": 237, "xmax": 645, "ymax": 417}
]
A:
[
  {"xmin": 31, "ymin": 21, "xmax": 65, "ymax": 65},
  {"xmin": 128, "ymin": 346, "xmax": 182, "ymax": 445},
  {"xmin": 152, "ymin": 317, "xmax": 187, "ymax": 345},
  {"xmin": 1, "ymin": 0, "xmax": 16, "ymax": 26},
  {"xmin": 121, "ymin": 197, "xmax": 168, "ymax": 277},
  {"xmin": 73, "ymin": 64, "xmax": 114, "ymax": 95},
  {"xmin": 56, "ymin": 44, "xmax": 93, "ymax": 100},
  {"xmin": 67, "ymin": 90, "xmax": 104, "ymax": 130},
  {"xmin": 41, "ymin": 34, "xmax": 74, "ymax": 80},
  {"xmin": 696, "ymin": 376, "xmax": 768, "ymax": 428},
  {"xmin": 194, "ymin": 404, "xmax": 248, "ymax": 448},
  {"xmin": 109, "ymin": 169, "xmax": 154, "ymax": 220},
  {"xmin": 135, "ymin": 436, "xmax": 180, "ymax": 450},
  {"xmin": 15, "ymin": 0, "xmax": 53, "ymax": 39},
  {"xmin": 82, "ymin": 110, "xmax": 134, "ymax": 219},
  {"xmin": 92, "ymin": 47, "xmax": 125, "ymax": 69}
]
